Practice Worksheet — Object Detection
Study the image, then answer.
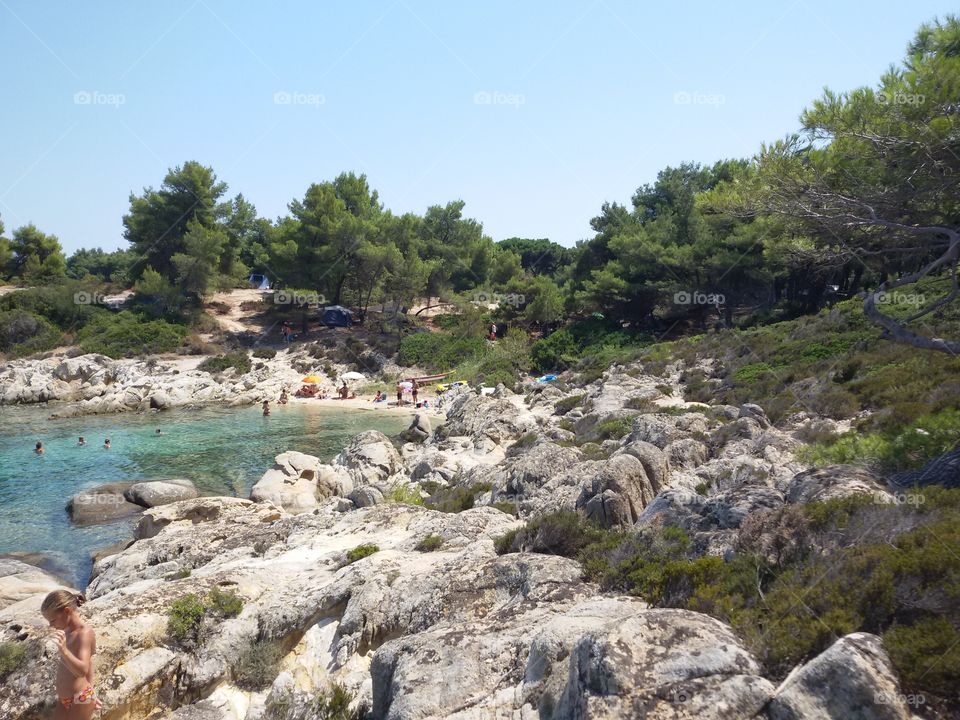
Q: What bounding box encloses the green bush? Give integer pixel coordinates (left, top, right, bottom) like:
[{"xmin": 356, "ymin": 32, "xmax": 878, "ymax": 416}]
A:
[
  {"xmin": 495, "ymin": 510, "xmax": 613, "ymax": 557},
  {"xmin": 167, "ymin": 593, "xmax": 208, "ymax": 643},
  {"xmin": 199, "ymin": 351, "xmax": 252, "ymax": 374},
  {"xmin": 531, "ymin": 328, "xmax": 578, "ymax": 372},
  {"xmin": 233, "ymin": 638, "xmax": 285, "ymax": 691},
  {"xmin": 553, "ymin": 393, "xmax": 585, "ymax": 415},
  {"xmin": 425, "ymin": 483, "xmax": 492, "ymax": 513},
  {"xmin": 415, "ymin": 534, "xmax": 444, "ymax": 552},
  {"xmin": 208, "ymin": 587, "xmax": 243, "ymax": 617},
  {"xmin": 592, "ymin": 417, "xmax": 633, "ymax": 441},
  {"xmin": 252, "ymin": 347, "xmax": 277, "ymax": 359},
  {"xmin": 345, "ymin": 543, "xmax": 379, "ymax": 564},
  {"xmin": 385, "ymin": 484, "xmax": 424, "ymax": 506},
  {"xmin": 79, "ymin": 311, "xmax": 187, "ymax": 358},
  {"xmin": 0, "ymin": 309, "xmax": 63, "ymax": 357},
  {"xmin": 310, "ymin": 683, "xmax": 363, "ymax": 720},
  {"xmin": 398, "ymin": 332, "xmax": 485, "ymax": 371},
  {"xmin": 0, "ymin": 641, "xmax": 26, "ymax": 679},
  {"xmin": 491, "ymin": 500, "xmax": 519, "ymax": 516}
]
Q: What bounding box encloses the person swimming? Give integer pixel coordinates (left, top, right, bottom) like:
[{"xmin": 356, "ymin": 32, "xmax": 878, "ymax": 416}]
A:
[
  {"xmin": 78, "ymin": 437, "xmax": 86, "ymax": 446},
  {"xmin": 155, "ymin": 428, "xmax": 163, "ymax": 435},
  {"xmin": 103, "ymin": 439, "xmax": 111, "ymax": 449},
  {"xmin": 41, "ymin": 590, "xmax": 101, "ymax": 718},
  {"xmin": 35, "ymin": 441, "xmax": 44, "ymax": 455}
]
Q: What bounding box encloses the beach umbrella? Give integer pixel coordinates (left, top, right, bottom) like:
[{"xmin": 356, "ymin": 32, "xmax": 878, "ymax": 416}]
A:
[
  {"xmin": 398, "ymin": 381, "xmax": 413, "ymax": 389},
  {"xmin": 301, "ymin": 375, "xmax": 322, "ymax": 383},
  {"xmin": 341, "ymin": 371, "xmax": 365, "ymax": 380}
]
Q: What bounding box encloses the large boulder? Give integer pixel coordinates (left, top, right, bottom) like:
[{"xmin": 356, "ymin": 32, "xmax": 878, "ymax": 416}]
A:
[
  {"xmin": 768, "ymin": 633, "xmax": 914, "ymax": 719},
  {"xmin": 576, "ymin": 454, "xmax": 658, "ymax": 528},
  {"xmin": 250, "ymin": 451, "xmax": 346, "ymax": 514},
  {"xmin": 785, "ymin": 466, "xmax": 890, "ymax": 504},
  {"xmin": 401, "ymin": 413, "xmax": 431, "ymax": 443},
  {"xmin": 124, "ymin": 479, "xmax": 199, "ymax": 508},
  {"xmin": 334, "ymin": 430, "xmax": 403, "ymax": 486},
  {"xmin": 66, "ymin": 482, "xmax": 142, "ymax": 525}
]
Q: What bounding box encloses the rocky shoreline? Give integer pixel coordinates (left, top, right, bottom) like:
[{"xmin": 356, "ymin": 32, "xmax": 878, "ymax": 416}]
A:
[{"xmin": 0, "ymin": 358, "xmax": 927, "ymax": 719}]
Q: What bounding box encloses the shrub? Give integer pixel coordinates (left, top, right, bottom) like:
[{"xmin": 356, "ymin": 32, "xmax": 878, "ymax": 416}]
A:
[
  {"xmin": 553, "ymin": 393, "xmax": 585, "ymax": 415},
  {"xmin": 233, "ymin": 638, "xmax": 285, "ymax": 691},
  {"xmin": 252, "ymin": 347, "xmax": 277, "ymax": 359},
  {"xmin": 398, "ymin": 332, "xmax": 485, "ymax": 371},
  {"xmin": 415, "ymin": 534, "xmax": 444, "ymax": 552},
  {"xmin": 0, "ymin": 641, "xmax": 26, "ymax": 679},
  {"xmin": 311, "ymin": 683, "xmax": 363, "ymax": 720},
  {"xmin": 199, "ymin": 351, "xmax": 252, "ymax": 375},
  {"xmin": 167, "ymin": 593, "xmax": 208, "ymax": 643},
  {"xmin": 592, "ymin": 417, "xmax": 633, "ymax": 441},
  {"xmin": 208, "ymin": 586, "xmax": 243, "ymax": 617},
  {"xmin": 491, "ymin": 501, "xmax": 519, "ymax": 516},
  {"xmin": 531, "ymin": 328, "xmax": 578, "ymax": 372},
  {"xmin": 345, "ymin": 543, "xmax": 379, "ymax": 564},
  {"xmin": 0, "ymin": 309, "xmax": 63, "ymax": 357},
  {"xmin": 495, "ymin": 510, "xmax": 613, "ymax": 557},
  {"xmin": 426, "ymin": 483, "xmax": 492, "ymax": 513},
  {"xmin": 79, "ymin": 312, "xmax": 187, "ymax": 358},
  {"xmin": 385, "ymin": 484, "xmax": 424, "ymax": 506}
]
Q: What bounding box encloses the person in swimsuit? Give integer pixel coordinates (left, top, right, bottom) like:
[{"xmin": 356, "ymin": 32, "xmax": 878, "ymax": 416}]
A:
[
  {"xmin": 396, "ymin": 383, "xmax": 403, "ymax": 407},
  {"xmin": 411, "ymin": 381, "xmax": 419, "ymax": 406},
  {"xmin": 35, "ymin": 441, "xmax": 44, "ymax": 455},
  {"xmin": 262, "ymin": 400, "xmax": 271, "ymax": 416},
  {"xmin": 41, "ymin": 590, "xmax": 101, "ymax": 719},
  {"xmin": 103, "ymin": 439, "xmax": 110, "ymax": 449},
  {"xmin": 78, "ymin": 437, "xmax": 86, "ymax": 446}
]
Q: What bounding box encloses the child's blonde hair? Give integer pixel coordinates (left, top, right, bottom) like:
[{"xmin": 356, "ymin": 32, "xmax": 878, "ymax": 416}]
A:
[{"xmin": 41, "ymin": 589, "xmax": 86, "ymax": 616}]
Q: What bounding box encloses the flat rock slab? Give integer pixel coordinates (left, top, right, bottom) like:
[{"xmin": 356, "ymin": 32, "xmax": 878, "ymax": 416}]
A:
[
  {"xmin": 125, "ymin": 479, "xmax": 198, "ymax": 508},
  {"xmin": 67, "ymin": 482, "xmax": 142, "ymax": 525}
]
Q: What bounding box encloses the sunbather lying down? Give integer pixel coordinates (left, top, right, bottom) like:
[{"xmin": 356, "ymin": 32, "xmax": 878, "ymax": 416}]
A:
[{"xmin": 295, "ymin": 384, "xmax": 317, "ymax": 397}]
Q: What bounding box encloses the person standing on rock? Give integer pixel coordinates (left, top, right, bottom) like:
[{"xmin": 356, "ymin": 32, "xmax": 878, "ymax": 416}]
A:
[{"xmin": 41, "ymin": 590, "xmax": 101, "ymax": 718}]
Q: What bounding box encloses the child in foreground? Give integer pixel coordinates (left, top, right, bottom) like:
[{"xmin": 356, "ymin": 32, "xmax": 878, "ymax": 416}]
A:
[{"xmin": 41, "ymin": 590, "xmax": 101, "ymax": 718}]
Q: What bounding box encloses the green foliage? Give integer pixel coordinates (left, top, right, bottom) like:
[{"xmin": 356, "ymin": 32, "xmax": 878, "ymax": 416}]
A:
[
  {"xmin": 310, "ymin": 683, "xmax": 363, "ymax": 720},
  {"xmin": 78, "ymin": 311, "xmax": 187, "ymax": 358},
  {"xmin": 884, "ymin": 617, "xmax": 960, "ymax": 698},
  {"xmin": 167, "ymin": 593, "xmax": 208, "ymax": 643},
  {"xmin": 345, "ymin": 543, "xmax": 379, "ymax": 564},
  {"xmin": 398, "ymin": 331, "xmax": 485, "ymax": 371},
  {"xmin": 233, "ymin": 639, "xmax": 285, "ymax": 691},
  {"xmin": 425, "ymin": 482, "xmax": 492, "ymax": 513},
  {"xmin": 495, "ymin": 510, "xmax": 613, "ymax": 557},
  {"xmin": 0, "ymin": 309, "xmax": 62, "ymax": 357},
  {"xmin": 0, "ymin": 641, "xmax": 26, "ymax": 679},
  {"xmin": 208, "ymin": 586, "xmax": 243, "ymax": 617},
  {"xmin": 10, "ymin": 224, "xmax": 67, "ymax": 283},
  {"xmin": 553, "ymin": 393, "xmax": 585, "ymax": 415},
  {"xmin": 415, "ymin": 534, "xmax": 444, "ymax": 552},
  {"xmin": 531, "ymin": 328, "xmax": 578, "ymax": 373},
  {"xmin": 252, "ymin": 347, "xmax": 277, "ymax": 359},
  {"xmin": 199, "ymin": 351, "xmax": 252, "ymax": 375},
  {"xmin": 385, "ymin": 484, "xmax": 424, "ymax": 506},
  {"xmin": 592, "ymin": 417, "xmax": 633, "ymax": 441},
  {"xmin": 67, "ymin": 247, "xmax": 136, "ymax": 284}
]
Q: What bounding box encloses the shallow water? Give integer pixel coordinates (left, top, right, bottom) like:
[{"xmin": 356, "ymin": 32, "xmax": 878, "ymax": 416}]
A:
[{"xmin": 0, "ymin": 402, "xmax": 411, "ymax": 587}]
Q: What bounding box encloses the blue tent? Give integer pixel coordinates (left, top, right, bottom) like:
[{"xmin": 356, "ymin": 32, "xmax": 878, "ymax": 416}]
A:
[
  {"xmin": 248, "ymin": 273, "xmax": 271, "ymax": 289},
  {"xmin": 320, "ymin": 305, "xmax": 353, "ymax": 327}
]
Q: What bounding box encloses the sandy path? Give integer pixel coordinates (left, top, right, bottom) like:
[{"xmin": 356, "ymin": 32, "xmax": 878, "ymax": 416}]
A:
[{"xmin": 206, "ymin": 289, "xmax": 273, "ymax": 333}]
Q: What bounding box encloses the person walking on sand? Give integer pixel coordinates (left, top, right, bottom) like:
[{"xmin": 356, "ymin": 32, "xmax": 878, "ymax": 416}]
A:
[
  {"xmin": 35, "ymin": 441, "xmax": 44, "ymax": 455},
  {"xmin": 411, "ymin": 380, "xmax": 419, "ymax": 406},
  {"xmin": 41, "ymin": 590, "xmax": 101, "ymax": 718},
  {"xmin": 396, "ymin": 382, "xmax": 403, "ymax": 407}
]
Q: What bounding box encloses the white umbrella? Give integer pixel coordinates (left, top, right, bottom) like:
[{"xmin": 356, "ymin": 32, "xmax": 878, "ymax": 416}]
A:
[
  {"xmin": 398, "ymin": 381, "xmax": 413, "ymax": 389},
  {"xmin": 341, "ymin": 371, "xmax": 366, "ymax": 381}
]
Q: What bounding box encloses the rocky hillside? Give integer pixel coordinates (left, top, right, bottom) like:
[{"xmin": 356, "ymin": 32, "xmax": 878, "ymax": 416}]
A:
[{"xmin": 1, "ymin": 359, "xmax": 955, "ymax": 719}]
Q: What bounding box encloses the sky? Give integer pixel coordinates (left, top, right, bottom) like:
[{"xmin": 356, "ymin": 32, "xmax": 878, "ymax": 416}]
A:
[{"xmin": 0, "ymin": 1, "xmax": 956, "ymax": 254}]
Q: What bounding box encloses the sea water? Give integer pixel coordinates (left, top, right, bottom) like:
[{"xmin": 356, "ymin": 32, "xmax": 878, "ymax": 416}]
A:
[{"xmin": 0, "ymin": 402, "xmax": 411, "ymax": 586}]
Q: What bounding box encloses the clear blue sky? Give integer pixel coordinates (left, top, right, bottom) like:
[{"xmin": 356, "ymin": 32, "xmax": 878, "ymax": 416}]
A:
[{"xmin": 0, "ymin": 0, "xmax": 955, "ymax": 254}]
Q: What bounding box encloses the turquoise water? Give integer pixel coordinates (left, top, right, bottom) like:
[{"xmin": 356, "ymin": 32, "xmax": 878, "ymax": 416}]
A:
[{"xmin": 0, "ymin": 402, "xmax": 411, "ymax": 587}]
